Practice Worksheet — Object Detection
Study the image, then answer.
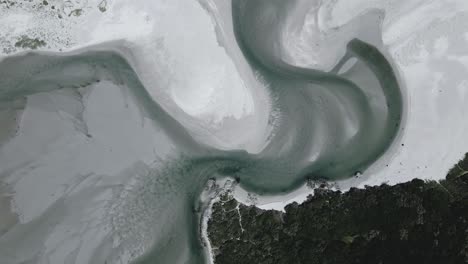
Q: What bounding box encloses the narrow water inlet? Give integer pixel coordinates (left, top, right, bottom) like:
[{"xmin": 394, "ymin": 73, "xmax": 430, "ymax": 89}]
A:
[{"xmin": 1, "ymin": 0, "xmax": 468, "ymax": 264}]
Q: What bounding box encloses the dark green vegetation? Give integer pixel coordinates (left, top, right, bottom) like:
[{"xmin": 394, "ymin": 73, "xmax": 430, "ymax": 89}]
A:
[
  {"xmin": 14, "ymin": 35, "xmax": 46, "ymax": 49},
  {"xmin": 208, "ymin": 154, "xmax": 468, "ymax": 264}
]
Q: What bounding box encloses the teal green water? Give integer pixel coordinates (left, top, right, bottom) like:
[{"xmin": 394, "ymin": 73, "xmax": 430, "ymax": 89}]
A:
[{"xmin": 0, "ymin": 1, "xmax": 403, "ymax": 263}]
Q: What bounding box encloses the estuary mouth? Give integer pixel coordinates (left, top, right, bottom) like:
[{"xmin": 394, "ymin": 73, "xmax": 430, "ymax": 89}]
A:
[
  {"xmin": 226, "ymin": 0, "xmax": 404, "ymax": 192},
  {"xmin": 1, "ymin": 0, "xmax": 468, "ymax": 264}
]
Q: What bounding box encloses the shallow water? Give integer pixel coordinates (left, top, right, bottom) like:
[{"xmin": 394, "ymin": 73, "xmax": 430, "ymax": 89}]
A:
[{"xmin": 0, "ymin": 0, "xmax": 468, "ymax": 263}]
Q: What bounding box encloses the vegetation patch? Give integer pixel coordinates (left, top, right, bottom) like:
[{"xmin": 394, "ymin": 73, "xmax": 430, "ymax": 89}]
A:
[
  {"xmin": 14, "ymin": 35, "xmax": 46, "ymax": 50},
  {"xmin": 208, "ymin": 154, "xmax": 468, "ymax": 264}
]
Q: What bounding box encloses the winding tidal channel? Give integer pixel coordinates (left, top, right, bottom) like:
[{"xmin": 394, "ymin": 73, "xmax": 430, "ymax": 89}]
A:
[{"xmin": 1, "ymin": 0, "xmax": 468, "ymax": 263}]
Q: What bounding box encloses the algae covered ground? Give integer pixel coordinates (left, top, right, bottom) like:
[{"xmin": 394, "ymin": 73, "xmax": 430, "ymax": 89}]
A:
[{"xmin": 208, "ymin": 154, "xmax": 468, "ymax": 264}]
